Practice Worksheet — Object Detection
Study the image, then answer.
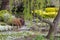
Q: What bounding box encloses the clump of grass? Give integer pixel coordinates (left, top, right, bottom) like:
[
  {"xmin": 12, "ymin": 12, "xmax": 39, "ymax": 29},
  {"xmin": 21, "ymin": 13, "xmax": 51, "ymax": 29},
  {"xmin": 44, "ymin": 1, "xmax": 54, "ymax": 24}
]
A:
[
  {"xmin": 0, "ymin": 31, "xmax": 39, "ymax": 40},
  {"xmin": 32, "ymin": 35, "xmax": 46, "ymax": 40}
]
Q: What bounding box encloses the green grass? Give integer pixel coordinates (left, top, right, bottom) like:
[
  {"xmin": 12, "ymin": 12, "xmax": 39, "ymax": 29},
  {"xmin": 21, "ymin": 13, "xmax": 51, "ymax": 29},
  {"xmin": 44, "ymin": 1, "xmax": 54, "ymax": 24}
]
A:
[
  {"xmin": 0, "ymin": 31, "xmax": 47, "ymax": 40},
  {"xmin": 0, "ymin": 31, "xmax": 36, "ymax": 40},
  {"xmin": 32, "ymin": 35, "xmax": 46, "ymax": 40}
]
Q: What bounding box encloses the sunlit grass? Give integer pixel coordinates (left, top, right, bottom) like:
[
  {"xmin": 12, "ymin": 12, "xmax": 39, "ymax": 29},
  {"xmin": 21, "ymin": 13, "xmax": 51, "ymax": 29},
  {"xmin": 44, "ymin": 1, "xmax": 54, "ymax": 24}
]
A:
[{"xmin": 0, "ymin": 31, "xmax": 41, "ymax": 40}]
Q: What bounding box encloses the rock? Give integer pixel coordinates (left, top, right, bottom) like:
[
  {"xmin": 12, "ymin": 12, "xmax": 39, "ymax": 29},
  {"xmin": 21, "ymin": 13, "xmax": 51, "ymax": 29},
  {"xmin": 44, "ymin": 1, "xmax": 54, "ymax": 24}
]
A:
[
  {"xmin": 30, "ymin": 25, "xmax": 40, "ymax": 31},
  {"xmin": 14, "ymin": 36, "xmax": 25, "ymax": 40},
  {"xmin": 6, "ymin": 36, "xmax": 16, "ymax": 40},
  {"xmin": 0, "ymin": 25, "xmax": 13, "ymax": 31},
  {"xmin": 18, "ymin": 26, "xmax": 30, "ymax": 31}
]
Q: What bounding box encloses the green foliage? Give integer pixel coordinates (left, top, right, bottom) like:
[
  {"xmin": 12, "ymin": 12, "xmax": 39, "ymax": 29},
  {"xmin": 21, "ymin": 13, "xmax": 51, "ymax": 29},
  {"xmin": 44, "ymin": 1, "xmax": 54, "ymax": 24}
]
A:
[
  {"xmin": 0, "ymin": 10, "xmax": 13, "ymax": 23},
  {"xmin": 23, "ymin": 0, "xmax": 33, "ymax": 21},
  {"xmin": 23, "ymin": 0, "xmax": 51, "ymax": 21},
  {"xmin": 41, "ymin": 12, "xmax": 57, "ymax": 18},
  {"xmin": 33, "ymin": 35, "xmax": 45, "ymax": 40},
  {"xmin": 9, "ymin": 0, "xmax": 14, "ymax": 13},
  {"xmin": 9, "ymin": 0, "xmax": 52, "ymax": 20},
  {"xmin": 0, "ymin": 10, "xmax": 9, "ymax": 14},
  {"xmin": 0, "ymin": 10, "xmax": 9, "ymax": 19},
  {"xmin": 0, "ymin": 31, "xmax": 37, "ymax": 40},
  {"xmin": 32, "ymin": 8, "xmax": 57, "ymax": 18},
  {"xmin": 45, "ymin": 7, "xmax": 58, "ymax": 12}
]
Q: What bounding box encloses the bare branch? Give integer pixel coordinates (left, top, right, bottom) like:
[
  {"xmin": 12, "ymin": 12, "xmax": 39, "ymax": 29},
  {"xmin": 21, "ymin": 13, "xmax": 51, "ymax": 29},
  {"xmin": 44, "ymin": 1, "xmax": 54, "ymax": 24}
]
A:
[{"xmin": 32, "ymin": 13, "xmax": 53, "ymax": 26}]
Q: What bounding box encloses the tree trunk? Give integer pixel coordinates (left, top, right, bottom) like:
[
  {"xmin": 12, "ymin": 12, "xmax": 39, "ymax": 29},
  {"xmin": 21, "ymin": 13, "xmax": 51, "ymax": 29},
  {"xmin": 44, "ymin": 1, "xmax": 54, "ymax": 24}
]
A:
[
  {"xmin": 46, "ymin": 7, "xmax": 60, "ymax": 39},
  {"xmin": 1, "ymin": 0, "xmax": 9, "ymax": 10},
  {"xmin": 32, "ymin": 5, "xmax": 60, "ymax": 40}
]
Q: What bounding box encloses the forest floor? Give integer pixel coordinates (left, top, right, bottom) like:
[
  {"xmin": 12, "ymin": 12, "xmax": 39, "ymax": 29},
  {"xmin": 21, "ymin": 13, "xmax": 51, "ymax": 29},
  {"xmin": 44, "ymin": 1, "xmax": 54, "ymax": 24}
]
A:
[{"xmin": 0, "ymin": 18, "xmax": 60, "ymax": 40}]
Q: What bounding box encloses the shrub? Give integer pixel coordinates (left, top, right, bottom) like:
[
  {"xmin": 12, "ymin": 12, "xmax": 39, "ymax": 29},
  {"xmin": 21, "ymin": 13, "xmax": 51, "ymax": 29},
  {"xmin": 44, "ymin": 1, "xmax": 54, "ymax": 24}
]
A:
[
  {"xmin": 32, "ymin": 8, "xmax": 58, "ymax": 18},
  {"xmin": 45, "ymin": 7, "xmax": 59, "ymax": 12},
  {"xmin": 33, "ymin": 35, "xmax": 45, "ymax": 40}
]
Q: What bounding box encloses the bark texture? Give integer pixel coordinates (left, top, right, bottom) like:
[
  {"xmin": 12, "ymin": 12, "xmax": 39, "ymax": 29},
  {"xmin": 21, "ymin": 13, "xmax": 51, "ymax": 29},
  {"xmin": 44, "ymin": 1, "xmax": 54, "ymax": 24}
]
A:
[{"xmin": 1, "ymin": 0, "xmax": 9, "ymax": 10}]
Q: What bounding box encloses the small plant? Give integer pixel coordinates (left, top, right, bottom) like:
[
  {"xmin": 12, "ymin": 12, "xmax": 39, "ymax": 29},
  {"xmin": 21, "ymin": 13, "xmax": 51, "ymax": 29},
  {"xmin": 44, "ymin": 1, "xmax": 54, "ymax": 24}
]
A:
[{"xmin": 32, "ymin": 35, "xmax": 45, "ymax": 40}]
